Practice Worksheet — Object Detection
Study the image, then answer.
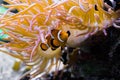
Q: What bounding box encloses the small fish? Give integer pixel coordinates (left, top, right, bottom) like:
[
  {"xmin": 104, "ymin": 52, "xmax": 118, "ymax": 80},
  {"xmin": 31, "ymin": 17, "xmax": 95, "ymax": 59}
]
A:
[{"xmin": 40, "ymin": 29, "xmax": 70, "ymax": 51}]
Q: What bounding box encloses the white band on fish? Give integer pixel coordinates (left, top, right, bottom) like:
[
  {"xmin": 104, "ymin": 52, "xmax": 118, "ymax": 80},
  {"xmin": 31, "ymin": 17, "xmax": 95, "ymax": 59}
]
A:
[{"xmin": 57, "ymin": 30, "xmax": 64, "ymax": 42}]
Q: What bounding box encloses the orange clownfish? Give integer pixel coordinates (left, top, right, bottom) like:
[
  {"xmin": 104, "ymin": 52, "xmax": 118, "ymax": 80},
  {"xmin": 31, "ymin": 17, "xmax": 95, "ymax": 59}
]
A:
[{"xmin": 40, "ymin": 29, "xmax": 70, "ymax": 51}]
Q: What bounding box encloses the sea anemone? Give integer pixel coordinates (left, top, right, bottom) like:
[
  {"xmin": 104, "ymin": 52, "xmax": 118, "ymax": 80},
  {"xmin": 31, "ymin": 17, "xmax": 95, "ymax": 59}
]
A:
[
  {"xmin": 0, "ymin": 0, "xmax": 64, "ymax": 79},
  {"xmin": 0, "ymin": 0, "xmax": 119, "ymax": 79},
  {"xmin": 51, "ymin": 0, "xmax": 119, "ymax": 47}
]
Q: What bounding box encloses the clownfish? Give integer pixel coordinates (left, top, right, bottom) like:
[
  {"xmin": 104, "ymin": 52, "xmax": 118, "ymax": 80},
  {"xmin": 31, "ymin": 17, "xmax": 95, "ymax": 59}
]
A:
[{"xmin": 40, "ymin": 29, "xmax": 70, "ymax": 51}]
